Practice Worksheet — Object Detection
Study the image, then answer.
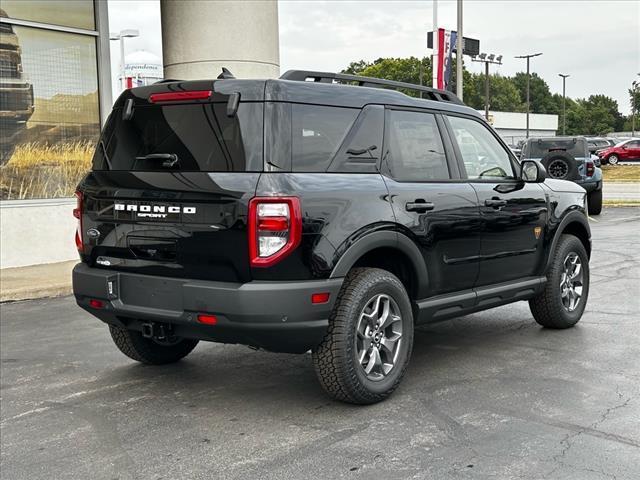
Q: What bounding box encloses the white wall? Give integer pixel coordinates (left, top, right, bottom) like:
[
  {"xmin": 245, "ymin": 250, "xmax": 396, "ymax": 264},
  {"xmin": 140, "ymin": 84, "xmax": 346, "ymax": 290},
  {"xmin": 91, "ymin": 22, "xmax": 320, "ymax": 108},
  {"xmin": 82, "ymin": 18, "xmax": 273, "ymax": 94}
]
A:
[{"xmin": 1, "ymin": 199, "xmax": 77, "ymax": 269}]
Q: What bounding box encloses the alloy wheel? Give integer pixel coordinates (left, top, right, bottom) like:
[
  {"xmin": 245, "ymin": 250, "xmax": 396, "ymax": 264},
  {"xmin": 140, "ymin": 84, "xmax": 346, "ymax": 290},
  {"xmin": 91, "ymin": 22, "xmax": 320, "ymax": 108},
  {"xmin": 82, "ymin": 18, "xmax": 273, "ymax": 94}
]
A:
[
  {"xmin": 560, "ymin": 252, "xmax": 584, "ymax": 312},
  {"xmin": 355, "ymin": 293, "xmax": 403, "ymax": 381}
]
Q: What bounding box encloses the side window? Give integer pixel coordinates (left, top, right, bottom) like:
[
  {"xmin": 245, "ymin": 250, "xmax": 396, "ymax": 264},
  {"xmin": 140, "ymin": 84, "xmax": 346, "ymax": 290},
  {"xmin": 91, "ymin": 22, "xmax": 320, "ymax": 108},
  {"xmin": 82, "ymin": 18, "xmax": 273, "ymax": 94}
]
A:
[
  {"xmin": 448, "ymin": 115, "xmax": 515, "ymax": 180},
  {"xmin": 291, "ymin": 104, "xmax": 358, "ymax": 172},
  {"xmin": 328, "ymin": 105, "xmax": 383, "ymax": 173},
  {"xmin": 385, "ymin": 110, "xmax": 450, "ymax": 181}
]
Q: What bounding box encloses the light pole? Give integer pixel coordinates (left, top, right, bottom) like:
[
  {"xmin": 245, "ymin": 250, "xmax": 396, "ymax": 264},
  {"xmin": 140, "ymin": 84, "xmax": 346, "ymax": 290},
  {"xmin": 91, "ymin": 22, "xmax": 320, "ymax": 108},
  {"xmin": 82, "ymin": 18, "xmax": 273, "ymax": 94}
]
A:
[
  {"xmin": 559, "ymin": 73, "xmax": 570, "ymax": 135},
  {"xmin": 472, "ymin": 53, "xmax": 503, "ymax": 121},
  {"xmin": 515, "ymin": 52, "xmax": 543, "ymax": 138},
  {"xmin": 632, "ymin": 79, "xmax": 639, "ymax": 137},
  {"xmin": 456, "ymin": 0, "xmax": 463, "ymax": 101},
  {"xmin": 110, "ymin": 29, "xmax": 139, "ymax": 91}
]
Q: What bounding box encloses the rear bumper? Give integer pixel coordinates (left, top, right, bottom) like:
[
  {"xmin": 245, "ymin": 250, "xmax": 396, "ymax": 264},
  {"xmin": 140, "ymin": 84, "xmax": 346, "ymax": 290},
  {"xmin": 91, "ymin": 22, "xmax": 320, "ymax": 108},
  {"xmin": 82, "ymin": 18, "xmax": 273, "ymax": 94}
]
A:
[{"xmin": 73, "ymin": 263, "xmax": 343, "ymax": 353}]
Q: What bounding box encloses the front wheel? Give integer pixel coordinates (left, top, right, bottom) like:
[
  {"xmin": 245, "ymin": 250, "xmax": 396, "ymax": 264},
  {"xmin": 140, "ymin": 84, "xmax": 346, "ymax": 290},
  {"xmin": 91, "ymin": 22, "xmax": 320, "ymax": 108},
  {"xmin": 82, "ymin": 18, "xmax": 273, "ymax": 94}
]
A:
[
  {"xmin": 109, "ymin": 324, "xmax": 199, "ymax": 364},
  {"xmin": 607, "ymin": 154, "xmax": 619, "ymax": 165},
  {"xmin": 529, "ymin": 234, "xmax": 589, "ymax": 328},
  {"xmin": 587, "ymin": 189, "xmax": 602, "ymax": 215},
  {"xmin": 312, "ymin": 268, "xmax": 414, "ymax": 404}
]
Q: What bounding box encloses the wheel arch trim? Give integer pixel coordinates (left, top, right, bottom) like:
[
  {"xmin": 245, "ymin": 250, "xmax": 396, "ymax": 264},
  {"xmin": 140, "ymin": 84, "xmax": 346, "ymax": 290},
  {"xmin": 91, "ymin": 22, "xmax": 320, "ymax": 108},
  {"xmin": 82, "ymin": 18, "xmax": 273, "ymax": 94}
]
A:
[
  {"xmin": 329, "ymin": 231, "xmax": 429, "ymax": 297},
  {"xmin": 546, "ymin": 210, "xmax": 591, "ymax": 272}
]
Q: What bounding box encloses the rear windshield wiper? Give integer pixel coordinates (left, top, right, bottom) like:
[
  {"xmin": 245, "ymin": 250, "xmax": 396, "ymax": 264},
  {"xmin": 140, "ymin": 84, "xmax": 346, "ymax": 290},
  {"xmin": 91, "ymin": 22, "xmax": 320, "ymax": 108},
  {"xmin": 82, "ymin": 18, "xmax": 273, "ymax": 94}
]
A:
[{"xmin": 135, "ymin": 153, "xmax": 179, "ymax": 168}]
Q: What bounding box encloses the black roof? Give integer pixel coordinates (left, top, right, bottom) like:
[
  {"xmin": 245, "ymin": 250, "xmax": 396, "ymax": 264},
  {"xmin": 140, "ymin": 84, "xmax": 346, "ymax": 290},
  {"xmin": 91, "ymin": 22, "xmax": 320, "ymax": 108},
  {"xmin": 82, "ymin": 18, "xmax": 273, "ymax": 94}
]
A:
[{"xmin": 119, "ymin": 72, "xmax": 479, "ymax": 118}]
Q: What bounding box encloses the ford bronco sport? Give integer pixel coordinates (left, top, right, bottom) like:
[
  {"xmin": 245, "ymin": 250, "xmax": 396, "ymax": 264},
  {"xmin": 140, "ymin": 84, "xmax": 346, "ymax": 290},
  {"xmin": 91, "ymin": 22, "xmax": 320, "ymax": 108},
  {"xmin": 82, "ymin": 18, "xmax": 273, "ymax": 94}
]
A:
[{"xmin": 73, "ymin": 70, "xmax": 592, "ymax": 404}]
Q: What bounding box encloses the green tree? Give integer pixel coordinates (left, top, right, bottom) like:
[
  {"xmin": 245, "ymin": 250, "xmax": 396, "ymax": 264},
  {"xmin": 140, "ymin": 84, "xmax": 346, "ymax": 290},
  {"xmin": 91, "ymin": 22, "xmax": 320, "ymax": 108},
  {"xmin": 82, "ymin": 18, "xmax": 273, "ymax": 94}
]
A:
[
  {"xmin": 512, "ymin": 72, "xmax": 557, "ymax": 114},
  {"xmin": 467, "ymin": 73, "xmax": 525, "ymax": 113},
  {"xmin": 342, "ymin": 57, "xmax": 433, "ymax": 97}
]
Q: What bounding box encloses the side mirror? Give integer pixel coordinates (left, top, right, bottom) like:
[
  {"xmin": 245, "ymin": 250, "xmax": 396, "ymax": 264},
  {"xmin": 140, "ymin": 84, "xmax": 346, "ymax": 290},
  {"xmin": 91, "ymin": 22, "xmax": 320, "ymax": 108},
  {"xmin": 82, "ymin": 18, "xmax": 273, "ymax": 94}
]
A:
[{"xmin": 521, "ymin": 160, "xmax": 546, "ymax": 183}]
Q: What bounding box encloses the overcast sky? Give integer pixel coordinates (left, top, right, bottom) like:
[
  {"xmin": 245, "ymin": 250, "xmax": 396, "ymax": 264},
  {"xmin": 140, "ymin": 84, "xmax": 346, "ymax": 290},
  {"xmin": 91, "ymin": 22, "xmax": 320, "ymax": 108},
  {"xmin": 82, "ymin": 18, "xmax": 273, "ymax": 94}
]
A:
[{"xmin": 108, "ymin": 0, "xmax": 639, "ymax": 114}]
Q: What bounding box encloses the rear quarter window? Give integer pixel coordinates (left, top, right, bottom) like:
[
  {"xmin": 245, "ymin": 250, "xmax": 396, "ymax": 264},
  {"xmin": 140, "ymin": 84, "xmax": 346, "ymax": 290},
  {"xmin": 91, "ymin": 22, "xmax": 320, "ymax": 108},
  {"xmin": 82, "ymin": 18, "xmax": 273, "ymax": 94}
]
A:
[{"xmin": 291, "ymin": 104, "xmax": 358, "ymax": 172}]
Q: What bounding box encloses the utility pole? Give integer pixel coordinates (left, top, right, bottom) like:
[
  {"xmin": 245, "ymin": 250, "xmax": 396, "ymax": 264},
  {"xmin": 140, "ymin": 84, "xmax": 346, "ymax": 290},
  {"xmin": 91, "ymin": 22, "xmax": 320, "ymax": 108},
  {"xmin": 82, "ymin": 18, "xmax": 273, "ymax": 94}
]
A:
[
  {"xmin": 472, "ymin": 53, "xmax": 502, "ymax": 121},
  {"xmin": 456, "ymin": 0, "xmax": 463, "ymax": 100},
  {"xmin": 515, "ymin": 52, "xmax": 543, "ymax": 138},
  {"xmin": 432, "ymin": 0, "xmax": 438, "ymax": 88},
  {"xmin": 559, "ymin": 74, "xmax": 570, "ymax": 135}
]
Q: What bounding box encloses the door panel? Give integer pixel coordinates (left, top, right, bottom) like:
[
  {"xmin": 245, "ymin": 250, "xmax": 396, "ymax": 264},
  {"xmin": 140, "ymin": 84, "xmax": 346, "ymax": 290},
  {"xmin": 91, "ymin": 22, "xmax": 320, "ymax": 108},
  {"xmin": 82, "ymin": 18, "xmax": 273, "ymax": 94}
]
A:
[
  {"xmin": 471, "ymin": 182, "xmax": 548, "ymax": 285},
  {"xmin": 385, "ymin": 179, "xmax": 481, "ymax": 296}
]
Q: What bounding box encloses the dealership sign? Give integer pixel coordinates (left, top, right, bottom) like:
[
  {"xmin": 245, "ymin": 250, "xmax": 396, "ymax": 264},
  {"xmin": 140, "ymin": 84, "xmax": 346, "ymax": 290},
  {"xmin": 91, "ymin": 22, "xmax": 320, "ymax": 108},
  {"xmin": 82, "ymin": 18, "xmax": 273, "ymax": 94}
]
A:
[{"xmin": 428, "ymin": 30, "xmax": 480, "ymax": 90}]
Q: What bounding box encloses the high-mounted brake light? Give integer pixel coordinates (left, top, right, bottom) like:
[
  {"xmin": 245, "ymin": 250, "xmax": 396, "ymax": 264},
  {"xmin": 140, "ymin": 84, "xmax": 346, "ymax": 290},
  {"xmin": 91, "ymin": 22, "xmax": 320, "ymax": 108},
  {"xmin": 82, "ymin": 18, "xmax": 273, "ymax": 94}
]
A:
[
  {"xmin": 149, "ymin": 90, "xmax": 212, "ymax": 103},
  {"xmin": 73, "ymin": 191, "xmax": 83, "ymax": 254},
  {"xmin": 248, "ymin": 197, "xmax": 302, "ymax": 267}
]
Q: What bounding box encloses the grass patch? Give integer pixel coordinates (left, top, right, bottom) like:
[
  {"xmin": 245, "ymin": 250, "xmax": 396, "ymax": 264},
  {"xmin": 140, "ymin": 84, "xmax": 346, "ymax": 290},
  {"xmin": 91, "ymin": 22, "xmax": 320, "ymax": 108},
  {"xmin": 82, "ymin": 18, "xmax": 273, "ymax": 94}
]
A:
[
  {"xmin": 601, "ymin": 165, "xmax": 640, "ymax": 183},
  {"xmin": 1, "ymin": 142, "xmax": 93, "ymax": 199}
]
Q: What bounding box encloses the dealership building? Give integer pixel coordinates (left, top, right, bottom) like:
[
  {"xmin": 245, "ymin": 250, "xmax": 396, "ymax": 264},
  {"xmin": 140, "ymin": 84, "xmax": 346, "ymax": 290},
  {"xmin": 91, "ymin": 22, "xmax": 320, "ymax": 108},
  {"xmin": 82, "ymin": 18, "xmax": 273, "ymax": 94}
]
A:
[{"xmin": 0, "ymin": 0, "xmax": 279, "ymax": 269}]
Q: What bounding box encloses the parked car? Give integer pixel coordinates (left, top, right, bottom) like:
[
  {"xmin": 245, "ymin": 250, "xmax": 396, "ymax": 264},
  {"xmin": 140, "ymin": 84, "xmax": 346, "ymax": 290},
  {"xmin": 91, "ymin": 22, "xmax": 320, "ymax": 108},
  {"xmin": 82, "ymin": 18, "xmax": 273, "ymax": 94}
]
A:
[
  {"xmin": 596, "ymin": 138, "xmax": 640, "ymax": 165},
  {"xmin": 586, "ymin": 137, "xmax": 615, "ymax": 155},
  {"xmin": 0, "ymin": 9, "xmax": 35, "ymax": 164},
  {"xmin": 73, "ymin": 70, "xmax": 593, "ymax": 404},
  {"xmin": 521, "ymin": 136, "xmax": 602, "ymax": 214}
]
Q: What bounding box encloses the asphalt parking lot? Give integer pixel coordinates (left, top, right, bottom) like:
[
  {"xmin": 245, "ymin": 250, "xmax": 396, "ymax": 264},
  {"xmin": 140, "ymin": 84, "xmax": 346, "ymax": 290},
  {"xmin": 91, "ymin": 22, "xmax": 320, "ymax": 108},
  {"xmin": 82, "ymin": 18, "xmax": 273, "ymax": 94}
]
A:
[{"xmin": 1, "ymin": 207, "xmax": 639, "ymax": 480}]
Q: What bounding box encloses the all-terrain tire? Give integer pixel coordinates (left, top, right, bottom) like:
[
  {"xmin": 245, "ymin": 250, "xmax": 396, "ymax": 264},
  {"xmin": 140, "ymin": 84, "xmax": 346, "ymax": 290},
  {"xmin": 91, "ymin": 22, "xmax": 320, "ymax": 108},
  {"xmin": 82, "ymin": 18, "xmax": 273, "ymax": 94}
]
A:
[
  {"xmin": 312, "ymin": 268, "xmax": 414, "ymax": 404},
  {"xmin": 587, "ymin": 189, "xmax": 603, "ymax": 215},
  {"xmin": 109, "ymin": 324, "xmax": 199, "ymax": 364},
  {"xmin": 529, "ymin": 234, "xmax": 589, "ymax": 329}
]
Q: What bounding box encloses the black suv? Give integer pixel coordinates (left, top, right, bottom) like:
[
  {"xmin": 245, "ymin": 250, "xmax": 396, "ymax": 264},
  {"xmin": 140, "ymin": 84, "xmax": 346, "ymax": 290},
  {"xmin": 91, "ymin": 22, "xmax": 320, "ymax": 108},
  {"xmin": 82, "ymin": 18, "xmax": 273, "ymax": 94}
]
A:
[{"xmin": 73, "ymin": 71, "xmax": 592, "ymax": 404}]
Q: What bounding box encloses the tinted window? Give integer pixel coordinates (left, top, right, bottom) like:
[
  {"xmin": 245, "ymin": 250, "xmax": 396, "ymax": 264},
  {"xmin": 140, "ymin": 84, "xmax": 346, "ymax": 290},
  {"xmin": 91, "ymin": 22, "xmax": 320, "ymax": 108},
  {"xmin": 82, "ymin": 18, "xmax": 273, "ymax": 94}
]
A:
[
  {"xmin": 525, "ymin": 138, "xmax": 586, "ymax": 158},
  {"xmin": 386, "ymin": 110, "xmax": 450, "ymax": 181},
  {"xmin": 329, "ymin": 105, "xmax": 383, "ymax": 173},
  {"xmin": 93, "ymin": 102, "xmax": 263, "ymax": 172},
  {"xmin": 291, "ymin": 105, "xmax": 358, "ymax": 172},
  {"xmin": 448, "ymin": 115, "xmax": 514, "ymax": 179}
]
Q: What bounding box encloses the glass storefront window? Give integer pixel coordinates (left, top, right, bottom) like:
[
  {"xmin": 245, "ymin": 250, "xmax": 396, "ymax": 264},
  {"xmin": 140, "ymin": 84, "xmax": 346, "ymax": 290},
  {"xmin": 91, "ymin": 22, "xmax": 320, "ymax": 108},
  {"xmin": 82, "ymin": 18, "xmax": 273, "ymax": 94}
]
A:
[
  {"xmin": 0, "ymin": 1, "xmax": 95, "ymax": 31},
  {"xmin": 0, "ymin": 25, "xmax": 100, "ymax": 199}
]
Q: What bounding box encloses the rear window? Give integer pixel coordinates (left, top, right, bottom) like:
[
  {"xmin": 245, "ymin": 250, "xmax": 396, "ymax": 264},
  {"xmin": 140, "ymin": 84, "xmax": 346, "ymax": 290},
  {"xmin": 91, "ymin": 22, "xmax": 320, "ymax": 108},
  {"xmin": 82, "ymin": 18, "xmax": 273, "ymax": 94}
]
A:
[
  {"xmin": 525, "ymin": 138, "xmax": 586, "ymax": 158},
  {"xmin": 93, "ymin": 102, "xmax": 263, "ymax": 171}
]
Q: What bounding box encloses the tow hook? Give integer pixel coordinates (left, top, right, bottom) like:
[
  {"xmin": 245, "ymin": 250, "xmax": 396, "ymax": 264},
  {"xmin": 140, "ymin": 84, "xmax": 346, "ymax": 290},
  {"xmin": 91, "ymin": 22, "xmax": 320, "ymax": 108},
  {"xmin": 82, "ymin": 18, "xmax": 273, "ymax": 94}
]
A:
[{"xmin": 141, "ymin": 322, "xmax": 173, "ymax": 340}]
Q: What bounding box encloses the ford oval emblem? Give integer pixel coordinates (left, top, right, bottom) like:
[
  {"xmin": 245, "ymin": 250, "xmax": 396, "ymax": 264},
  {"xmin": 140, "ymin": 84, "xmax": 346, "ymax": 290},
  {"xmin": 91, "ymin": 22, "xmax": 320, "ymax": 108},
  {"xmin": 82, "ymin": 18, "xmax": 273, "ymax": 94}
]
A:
[{"xmin": 86, "ymin": 228, "xmax": 101, "ymax": 239}]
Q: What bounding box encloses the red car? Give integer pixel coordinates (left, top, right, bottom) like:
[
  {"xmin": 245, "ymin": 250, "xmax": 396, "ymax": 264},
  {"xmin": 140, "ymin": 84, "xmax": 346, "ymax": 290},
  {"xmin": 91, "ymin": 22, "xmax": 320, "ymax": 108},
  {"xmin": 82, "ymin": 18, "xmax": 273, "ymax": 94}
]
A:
[{"xmin": 597, "ymin": 138, "xmax": 640, "ymax": 165}]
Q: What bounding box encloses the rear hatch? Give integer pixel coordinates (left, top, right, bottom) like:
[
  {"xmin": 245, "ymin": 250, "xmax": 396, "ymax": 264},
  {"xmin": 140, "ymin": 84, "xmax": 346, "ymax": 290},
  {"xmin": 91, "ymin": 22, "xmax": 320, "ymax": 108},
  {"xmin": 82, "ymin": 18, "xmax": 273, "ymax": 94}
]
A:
[
  {"xmin": 523, "ymin": 138, "xmax": 589, "ymax": 180},
  {"xmin": 77, "ymin": 80, "xmax": 265, "ymax": 283}
]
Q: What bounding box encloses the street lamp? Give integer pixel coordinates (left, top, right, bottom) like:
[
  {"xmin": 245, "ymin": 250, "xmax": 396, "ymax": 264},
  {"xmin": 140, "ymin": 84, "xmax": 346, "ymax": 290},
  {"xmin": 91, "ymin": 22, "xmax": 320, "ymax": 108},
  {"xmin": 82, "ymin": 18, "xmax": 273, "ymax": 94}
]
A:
[
  {"xmin": 472, "ymin": 52, "xmax": 503, "ymax": 121},
  {"xmin": 110, "ymin": 29, "xmax": 139, "ymax": 91},
  {"xmin": 632, "ymin": 79, "xmax": 639, "ymax": 137},
  {"xmin": 515, "ymin": 52, "xmax": 543, "ymax": 138},
  {"xmin": 559, "ymin": 73, "xmax": 570, "ymax": 135}
]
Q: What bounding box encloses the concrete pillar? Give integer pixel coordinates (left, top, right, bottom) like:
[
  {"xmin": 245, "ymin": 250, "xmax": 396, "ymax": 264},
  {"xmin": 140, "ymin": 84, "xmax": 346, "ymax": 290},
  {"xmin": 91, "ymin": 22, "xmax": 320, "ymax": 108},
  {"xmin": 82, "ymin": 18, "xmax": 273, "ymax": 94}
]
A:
[{"xmin": 160, "ymin": 0, "xmax": 280, "ymax": 80}]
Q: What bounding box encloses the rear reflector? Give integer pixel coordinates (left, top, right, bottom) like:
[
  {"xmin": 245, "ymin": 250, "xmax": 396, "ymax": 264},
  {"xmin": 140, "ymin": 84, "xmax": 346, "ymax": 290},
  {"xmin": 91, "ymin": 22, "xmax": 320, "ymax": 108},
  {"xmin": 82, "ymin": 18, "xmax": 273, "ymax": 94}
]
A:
[
  {"xmin": 311, "ymin": 292, "xmax": 330, "ymax": 304},
  {"xmin": 149, "ymin": 90, "xmax": 212, "ymax": 103},
  {"xmin": 197, "ymin": 314, "xmax": 218, "ymax": 325},
  {"xmin": 89, "ymin": 299, "xmax": 104, "ymax": 309}
]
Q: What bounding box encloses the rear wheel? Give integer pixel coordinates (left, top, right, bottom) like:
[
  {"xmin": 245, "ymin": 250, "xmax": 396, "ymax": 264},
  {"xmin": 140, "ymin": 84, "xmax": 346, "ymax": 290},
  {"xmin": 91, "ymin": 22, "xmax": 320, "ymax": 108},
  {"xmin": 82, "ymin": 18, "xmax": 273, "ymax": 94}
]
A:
[
  {"xmin": 312, "ymin": 268, "xmax": 414, "ymax": 404},
  {"xmin": 587, "ymin": 189, "xmax": 602, "ymax": 215},
  {"xmin": 109, "ymin": 324, "xmax": 199, "ymax": 364},
  {"xmin": 607, "ymin": 154, "xmax": 619, "ymax": 165},
  {"xmin": 529, "ymin": 234, "xmax": 589, "ymax": 329}
]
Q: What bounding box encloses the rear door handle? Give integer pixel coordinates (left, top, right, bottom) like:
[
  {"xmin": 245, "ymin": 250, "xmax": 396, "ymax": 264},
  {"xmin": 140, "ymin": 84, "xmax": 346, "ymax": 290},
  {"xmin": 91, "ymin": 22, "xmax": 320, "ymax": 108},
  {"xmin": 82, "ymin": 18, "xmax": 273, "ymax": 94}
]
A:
[
  {"xmin": 405, "ymin": 201, "xmax": 435, "ymax": 213},
  {"xmin": 485, "ymin": 198, "xmax": 507, "ymax": 208}
]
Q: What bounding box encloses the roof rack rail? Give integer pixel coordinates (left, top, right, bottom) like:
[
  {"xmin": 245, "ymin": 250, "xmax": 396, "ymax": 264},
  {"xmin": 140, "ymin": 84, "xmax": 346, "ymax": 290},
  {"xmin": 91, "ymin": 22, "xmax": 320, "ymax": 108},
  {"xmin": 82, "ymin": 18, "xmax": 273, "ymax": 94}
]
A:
[{"xmin": 280, "ymin": 70, "xmax": 463, "ymax": 105}]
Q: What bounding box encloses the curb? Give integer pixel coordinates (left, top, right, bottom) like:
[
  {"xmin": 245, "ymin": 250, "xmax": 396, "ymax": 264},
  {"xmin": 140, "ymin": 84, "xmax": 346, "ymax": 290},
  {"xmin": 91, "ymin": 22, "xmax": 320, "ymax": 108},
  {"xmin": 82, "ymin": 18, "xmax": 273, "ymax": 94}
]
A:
[{"xmin": 1, "ymin": 284, "xmax": 73, "ymax": 303}]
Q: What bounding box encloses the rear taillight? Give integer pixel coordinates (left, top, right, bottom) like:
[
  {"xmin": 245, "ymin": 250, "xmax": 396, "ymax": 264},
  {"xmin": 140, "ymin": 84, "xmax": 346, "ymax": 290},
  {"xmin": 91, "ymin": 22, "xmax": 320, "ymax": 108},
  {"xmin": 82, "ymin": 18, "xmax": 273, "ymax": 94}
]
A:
[
  {"xmin": 73, "ymin": 191, "xmax": 83, "ymax": 254},
  {"xmin": 248, "ymin": 197, "xmax": 302, "ymax": 267},
  {"xmin": 149, "ymin": 90, "xmax": 212, "ymax": 103},
  {"xmin": 586, "ymin": 162, "xmax": 595, "ymax": 177}
]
